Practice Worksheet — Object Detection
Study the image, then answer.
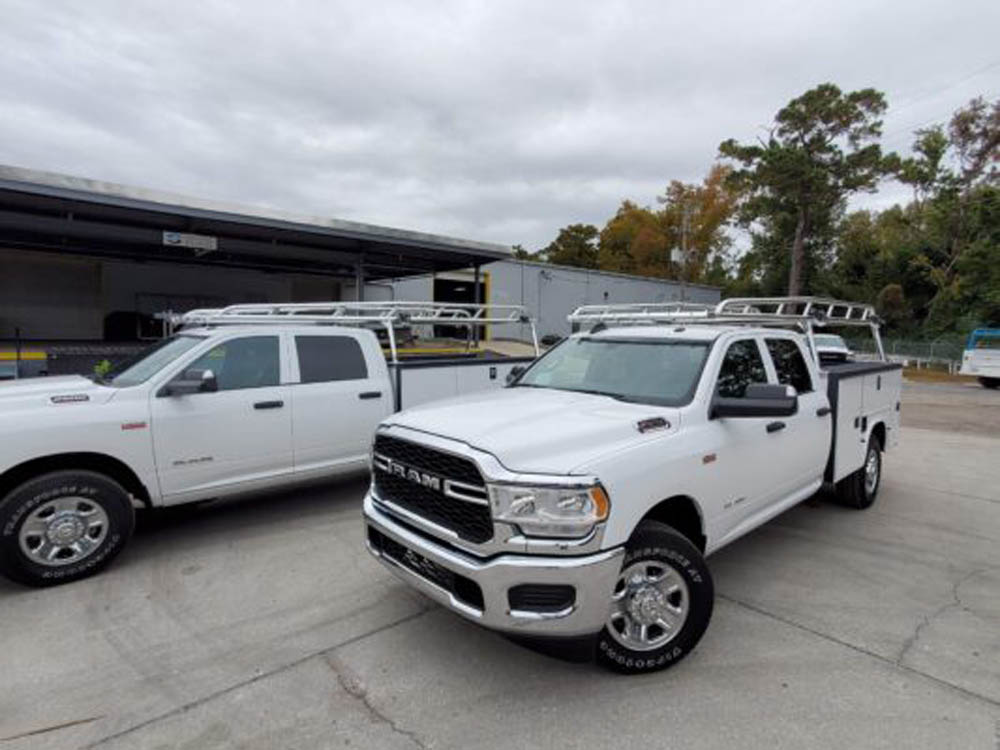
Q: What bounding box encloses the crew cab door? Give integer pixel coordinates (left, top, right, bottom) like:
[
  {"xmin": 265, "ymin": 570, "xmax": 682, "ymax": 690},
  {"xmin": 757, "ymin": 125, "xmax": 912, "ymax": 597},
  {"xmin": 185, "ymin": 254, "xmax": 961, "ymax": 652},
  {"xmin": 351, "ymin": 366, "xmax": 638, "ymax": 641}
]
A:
[
  {"xmin": 759, "ymin": 336, "xmax": 831, "ymax": 500},
  {"xmin": 288, "ymin": 332, "xmax": 391, "ymax": 476},
  {"xmin": 150, "ymin": 333, "xmax": 293, "ymax": 502},
  {"xmin": 705, "ymin": 337, "xmax": 777, "ymax": 526}
]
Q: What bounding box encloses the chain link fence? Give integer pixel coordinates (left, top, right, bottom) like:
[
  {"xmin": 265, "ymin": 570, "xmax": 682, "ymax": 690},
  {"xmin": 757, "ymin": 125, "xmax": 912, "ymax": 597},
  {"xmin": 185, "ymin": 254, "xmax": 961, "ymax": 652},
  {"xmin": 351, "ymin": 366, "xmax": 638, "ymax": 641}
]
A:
[{"xmin": 847, "ymin": 336, "xmax": 967, "ymax": 370}]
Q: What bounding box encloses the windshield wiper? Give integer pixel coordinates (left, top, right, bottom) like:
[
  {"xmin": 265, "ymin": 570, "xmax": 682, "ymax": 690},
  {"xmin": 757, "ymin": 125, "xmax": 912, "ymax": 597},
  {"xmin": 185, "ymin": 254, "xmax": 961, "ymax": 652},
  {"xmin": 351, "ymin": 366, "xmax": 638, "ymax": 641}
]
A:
[{"xmin": 565, "ymin": 387, "xmax": 631, "ymax": 401}]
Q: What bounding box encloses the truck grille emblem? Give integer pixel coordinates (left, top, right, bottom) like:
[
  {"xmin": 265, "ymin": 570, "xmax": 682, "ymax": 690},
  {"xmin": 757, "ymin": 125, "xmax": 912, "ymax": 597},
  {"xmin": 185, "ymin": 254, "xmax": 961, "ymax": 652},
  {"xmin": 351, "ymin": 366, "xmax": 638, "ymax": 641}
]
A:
[{"xmin": 388, "ymin": 460, "xmax": 442, "ymax": 492}]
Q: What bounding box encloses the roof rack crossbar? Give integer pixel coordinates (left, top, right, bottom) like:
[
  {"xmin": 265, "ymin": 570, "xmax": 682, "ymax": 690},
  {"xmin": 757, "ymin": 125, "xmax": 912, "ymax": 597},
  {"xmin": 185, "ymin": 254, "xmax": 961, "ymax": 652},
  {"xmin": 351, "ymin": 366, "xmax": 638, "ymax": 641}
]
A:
[
  {"xmin": 569, "ymin": 296, "xmax": 880, "ymax": 328},
  {"xmin": 567, "ymin": 296, "xmax": 887, "ymax": 361},
  {"xmin": 158, "ymin": 301, "xmax": 539, "ymax": 361}
]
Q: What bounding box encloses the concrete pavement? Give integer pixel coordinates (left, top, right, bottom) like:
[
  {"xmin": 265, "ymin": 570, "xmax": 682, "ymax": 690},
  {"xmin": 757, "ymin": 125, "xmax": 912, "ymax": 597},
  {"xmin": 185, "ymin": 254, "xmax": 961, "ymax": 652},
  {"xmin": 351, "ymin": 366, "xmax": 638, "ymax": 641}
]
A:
[{"xmin": 1, "ymin": 383, "xmax": 998, "ymax": 749}]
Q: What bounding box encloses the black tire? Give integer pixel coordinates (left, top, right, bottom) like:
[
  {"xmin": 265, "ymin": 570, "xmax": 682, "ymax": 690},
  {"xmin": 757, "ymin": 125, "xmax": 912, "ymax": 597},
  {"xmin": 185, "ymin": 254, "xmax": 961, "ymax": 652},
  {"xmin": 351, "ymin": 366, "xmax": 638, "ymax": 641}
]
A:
[
  {"xmin": 836, "ymin": 434, "xmax": 882, "ymax": 510},
  {"xmin": 596, "ymin": 520, "xmax": 714, "ymax": 674},
  {"xmin": 0, "ymin": 470, "xmax": 135, "ymax": 587},
  {"xmin": 979, "ymin": 377, "xmax": 1000, "ymax": 390}
]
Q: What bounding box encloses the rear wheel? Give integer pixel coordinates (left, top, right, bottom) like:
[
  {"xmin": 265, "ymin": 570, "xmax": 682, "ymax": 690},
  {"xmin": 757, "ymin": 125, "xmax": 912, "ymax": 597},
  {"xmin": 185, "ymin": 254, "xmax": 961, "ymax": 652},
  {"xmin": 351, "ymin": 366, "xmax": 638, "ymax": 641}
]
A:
[
  {"xmin": 595, "ymin": 520, "xmax": 714, "ymax": 674},
  {"xmin": 0, "ymin": 470, "xmax": 135, "ymax": 587},
  {"xmin": 836, "ymin": 435, "xmax": 882, "ymax": 509},
  {"xmin": 979, "ymin": 377, "xmax": 1000, "ymax": 390}
]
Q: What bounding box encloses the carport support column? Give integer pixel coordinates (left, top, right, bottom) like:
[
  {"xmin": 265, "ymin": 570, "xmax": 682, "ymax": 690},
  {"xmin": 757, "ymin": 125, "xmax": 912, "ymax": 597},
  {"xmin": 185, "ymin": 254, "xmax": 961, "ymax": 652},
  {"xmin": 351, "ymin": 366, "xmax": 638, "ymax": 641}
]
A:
[
  {"xmin": 473, "ymin": 264, "xmax": 481, "ymax": 347},
  {"xmin": 355, "ymin": 259, "xmax": 364, "ymax": 301}
]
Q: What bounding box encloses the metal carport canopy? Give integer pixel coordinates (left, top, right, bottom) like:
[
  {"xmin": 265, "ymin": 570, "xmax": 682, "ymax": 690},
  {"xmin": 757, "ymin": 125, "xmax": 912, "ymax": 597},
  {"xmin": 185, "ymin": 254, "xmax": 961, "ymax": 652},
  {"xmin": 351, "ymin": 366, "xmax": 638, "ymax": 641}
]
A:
[{"xmin": 0, "ymin": 165, "xmax": 512, "ymax": 279}]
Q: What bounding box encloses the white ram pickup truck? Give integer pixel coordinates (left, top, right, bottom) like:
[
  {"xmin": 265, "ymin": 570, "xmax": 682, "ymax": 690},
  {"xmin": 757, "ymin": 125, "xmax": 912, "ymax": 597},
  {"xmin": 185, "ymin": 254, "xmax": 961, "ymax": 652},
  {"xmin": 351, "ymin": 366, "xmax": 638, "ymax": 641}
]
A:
[
  {"xmin": 364, "ymin": 297, "xmax": 902, "ymax": 673},
  {"xmin": 0, "ymin": 302, "xmax": 535, "ymax": 587}
]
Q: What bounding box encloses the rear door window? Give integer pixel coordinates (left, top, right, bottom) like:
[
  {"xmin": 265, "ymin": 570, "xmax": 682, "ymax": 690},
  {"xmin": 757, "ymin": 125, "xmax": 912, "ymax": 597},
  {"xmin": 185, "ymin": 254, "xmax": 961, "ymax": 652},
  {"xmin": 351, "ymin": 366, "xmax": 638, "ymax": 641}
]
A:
[
  {"xmin": 295, "ymin": 335, "xmax": 368, "ymax": 383},
  {"xmin": 765, "ymin": 338, "xmax": 813, "ymax": 393},
  {"xmin": 716, "ymin": 339, "xmax": 768, "ymax": 398}
]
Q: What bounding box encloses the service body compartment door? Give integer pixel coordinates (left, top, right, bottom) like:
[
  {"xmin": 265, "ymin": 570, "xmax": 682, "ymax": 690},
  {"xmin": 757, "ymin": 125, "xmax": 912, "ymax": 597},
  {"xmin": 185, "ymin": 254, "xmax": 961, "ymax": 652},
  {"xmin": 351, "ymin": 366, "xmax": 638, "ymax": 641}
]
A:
[
  {"xmin": 831, "ymin": 375, "xmax": 865, "ymax": 483},
  {"xmin": 862, "ymin": 368, "xmax": 902, "ymax": 450}
]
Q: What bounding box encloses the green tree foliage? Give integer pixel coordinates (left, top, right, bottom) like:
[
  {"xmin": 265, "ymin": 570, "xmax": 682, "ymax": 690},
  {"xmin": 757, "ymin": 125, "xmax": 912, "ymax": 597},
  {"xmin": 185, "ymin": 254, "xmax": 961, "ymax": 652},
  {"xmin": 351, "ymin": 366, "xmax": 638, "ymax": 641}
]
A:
[
  {"xmin": 719, "ymin": 84, "xmax": 891, "ymax": 296},
  {"xmin": 825, "ymin": 97, "xmax": 1000, "ymax": 334},
  {"xmin": 539, "ymin": 224, "xmax": 600, "ymax": 268},
  {"xmin": 595, "ymin": 166, "xmax": 738, "ymax": 280},
  {"xmin": 528, "ymin": 88, "xmax": 998, "ymax": 338}
]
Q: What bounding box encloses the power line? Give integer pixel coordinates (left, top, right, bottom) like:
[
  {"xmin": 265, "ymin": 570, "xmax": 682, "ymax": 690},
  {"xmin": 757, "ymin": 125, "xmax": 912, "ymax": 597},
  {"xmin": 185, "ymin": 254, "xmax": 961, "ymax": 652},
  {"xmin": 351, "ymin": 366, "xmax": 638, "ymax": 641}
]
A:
[
  {"xmin": 890, "ymin": 58, "xmax": 1000, "ymax": 115},
  {"xmin": 880, "ymin": 58, "xmax": 1000, "ymax": 150}
]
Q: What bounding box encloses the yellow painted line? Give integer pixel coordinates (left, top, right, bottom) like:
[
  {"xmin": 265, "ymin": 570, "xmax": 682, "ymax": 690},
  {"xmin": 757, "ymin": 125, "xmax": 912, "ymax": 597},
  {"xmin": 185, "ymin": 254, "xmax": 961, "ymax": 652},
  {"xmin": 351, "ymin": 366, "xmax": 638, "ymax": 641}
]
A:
[{"xmin": 0, "ymin": 352, "xmax": 47, "ymax": 360}]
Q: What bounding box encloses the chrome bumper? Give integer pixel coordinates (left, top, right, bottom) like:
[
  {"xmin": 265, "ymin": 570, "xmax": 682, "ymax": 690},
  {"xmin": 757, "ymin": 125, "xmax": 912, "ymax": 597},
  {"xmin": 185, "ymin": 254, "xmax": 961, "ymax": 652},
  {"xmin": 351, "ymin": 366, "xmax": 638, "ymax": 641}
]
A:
[{"xmin": 364, "ymin": 492, "xmax": 624, "ymax": 637}]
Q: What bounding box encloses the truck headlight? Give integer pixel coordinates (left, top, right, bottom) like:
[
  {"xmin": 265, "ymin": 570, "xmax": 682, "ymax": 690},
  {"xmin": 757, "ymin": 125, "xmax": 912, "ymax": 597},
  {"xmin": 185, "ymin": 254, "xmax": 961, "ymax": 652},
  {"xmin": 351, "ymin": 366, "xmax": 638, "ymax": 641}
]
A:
[{"xmin": 488, "ymin": 482, "xmax": 610, "ymax": 538}]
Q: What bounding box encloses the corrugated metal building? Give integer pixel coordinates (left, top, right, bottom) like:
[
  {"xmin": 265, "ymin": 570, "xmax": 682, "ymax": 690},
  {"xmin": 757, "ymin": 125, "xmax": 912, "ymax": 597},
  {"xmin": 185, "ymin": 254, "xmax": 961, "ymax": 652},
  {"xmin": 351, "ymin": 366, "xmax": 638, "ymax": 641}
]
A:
[{"xmin": 390, "ymin": 261, "xmax": 720, "ymax": 341}]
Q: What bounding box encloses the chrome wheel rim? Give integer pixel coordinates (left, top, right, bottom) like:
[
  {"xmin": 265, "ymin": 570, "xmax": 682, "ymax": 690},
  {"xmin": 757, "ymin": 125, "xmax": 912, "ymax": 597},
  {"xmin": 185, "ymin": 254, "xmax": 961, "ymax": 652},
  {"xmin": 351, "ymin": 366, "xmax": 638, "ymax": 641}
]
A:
[
  {"xmin": 18, "ymin": 497, "xmax": 109, "ymax": 567},
  {"xmin": 607, "ymin": 560, "xmax": 690, "ymax": 652},
  {"xmin": 864, "ymin": 448, "xmax": 880, "ymax": 495}
]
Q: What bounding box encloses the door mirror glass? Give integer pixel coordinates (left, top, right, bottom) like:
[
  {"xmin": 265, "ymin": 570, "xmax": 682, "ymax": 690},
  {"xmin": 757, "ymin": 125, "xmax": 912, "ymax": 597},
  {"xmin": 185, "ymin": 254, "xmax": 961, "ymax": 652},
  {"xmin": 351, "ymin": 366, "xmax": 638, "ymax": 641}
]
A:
[
  {"xmin": 167, "ymin": 368, "xmax": 218, "ymax": 395},
  {"xmin": 506, "ymin": 365, "xmax": 526, "ymax": 385},
  {"xmin": 711, "ymin": 383, "xmax": 797, "ymax": 419}
]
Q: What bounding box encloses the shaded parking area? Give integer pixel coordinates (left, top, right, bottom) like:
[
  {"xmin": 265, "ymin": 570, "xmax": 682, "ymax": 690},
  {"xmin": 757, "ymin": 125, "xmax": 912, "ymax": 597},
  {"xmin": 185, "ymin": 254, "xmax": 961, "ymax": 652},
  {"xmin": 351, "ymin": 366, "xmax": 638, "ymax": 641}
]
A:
[{"xmin": 1, "ymin": 380, "xmax": 998, "ymax": 749}]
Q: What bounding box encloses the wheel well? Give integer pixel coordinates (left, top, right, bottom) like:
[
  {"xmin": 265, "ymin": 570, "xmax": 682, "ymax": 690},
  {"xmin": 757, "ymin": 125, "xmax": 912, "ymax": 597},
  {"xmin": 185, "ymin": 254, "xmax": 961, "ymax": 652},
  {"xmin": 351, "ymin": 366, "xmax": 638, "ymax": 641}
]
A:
[
  {"xmin": 640, "ymin": 495, "xmax": 706, "ymax": 552},
  {"xmin": 0, "ymin": 453, "xmax": 151, "ymax": 506},
  {"xmin": 871, "ymin": 421, "xmax": 886, "ymax": 450}
]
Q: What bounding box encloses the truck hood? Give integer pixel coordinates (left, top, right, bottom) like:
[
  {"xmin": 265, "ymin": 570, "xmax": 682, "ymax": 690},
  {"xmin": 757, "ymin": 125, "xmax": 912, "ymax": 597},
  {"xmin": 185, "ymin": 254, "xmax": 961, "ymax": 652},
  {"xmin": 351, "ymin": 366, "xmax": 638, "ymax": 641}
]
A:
[
  {"xmin": 384, "ymin": 387, "xmax": 680, "ymax": 475},
  {"xmin": 0, "ymin": 375, "xmax": 117, "ymax": 409}
]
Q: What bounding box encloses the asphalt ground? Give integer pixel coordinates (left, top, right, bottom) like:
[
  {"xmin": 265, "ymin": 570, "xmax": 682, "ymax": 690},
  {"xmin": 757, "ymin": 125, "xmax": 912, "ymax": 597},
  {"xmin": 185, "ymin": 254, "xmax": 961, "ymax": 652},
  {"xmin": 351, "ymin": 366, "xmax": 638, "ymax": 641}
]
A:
[{"xmin": 1, "ymin": 380, "xmax": 998, "ymax": 749}]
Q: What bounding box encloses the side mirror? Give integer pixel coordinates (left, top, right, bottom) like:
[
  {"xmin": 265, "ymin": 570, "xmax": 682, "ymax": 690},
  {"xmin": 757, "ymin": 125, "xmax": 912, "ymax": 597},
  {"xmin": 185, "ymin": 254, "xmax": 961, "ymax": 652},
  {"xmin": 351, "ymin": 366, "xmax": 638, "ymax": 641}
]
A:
[
  {"xmin": 710, "ymin": 383, "xmax": 797, "ymax": 419},
  {"xmin": 506, "ymin": 365, "xmax": 526, "ymax": 386},
  {"xmin": 166, "ymin": 368, "xmax": 218, "ymax": 396}
]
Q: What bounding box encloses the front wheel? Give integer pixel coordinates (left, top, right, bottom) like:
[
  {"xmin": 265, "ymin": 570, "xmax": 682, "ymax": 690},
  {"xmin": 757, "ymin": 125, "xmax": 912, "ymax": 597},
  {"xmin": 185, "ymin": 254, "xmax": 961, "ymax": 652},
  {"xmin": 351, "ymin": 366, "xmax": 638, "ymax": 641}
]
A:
[
  {"xmin": 0, "ymin": 470, "xmax": 135, "ymax": 587},
  {"xmin": 979, "ymin": 377, "xmax": 1000, "ymax": 390},
  {"xmin": 596, "ymin": 520, "xmax": 714, "ymax": 674}
]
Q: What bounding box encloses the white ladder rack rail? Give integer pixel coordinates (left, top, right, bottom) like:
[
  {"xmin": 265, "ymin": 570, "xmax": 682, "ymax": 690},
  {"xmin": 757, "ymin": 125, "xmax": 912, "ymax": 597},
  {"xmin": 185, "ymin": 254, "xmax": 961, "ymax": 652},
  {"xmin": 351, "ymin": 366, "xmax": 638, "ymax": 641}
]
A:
[
  {"xmin": 162, "ymin": 302, "xmax": 539, "ymax": 362},
  {"xmin": 568, "ymin": 296, "xmax": 886, "ymax": 360}
]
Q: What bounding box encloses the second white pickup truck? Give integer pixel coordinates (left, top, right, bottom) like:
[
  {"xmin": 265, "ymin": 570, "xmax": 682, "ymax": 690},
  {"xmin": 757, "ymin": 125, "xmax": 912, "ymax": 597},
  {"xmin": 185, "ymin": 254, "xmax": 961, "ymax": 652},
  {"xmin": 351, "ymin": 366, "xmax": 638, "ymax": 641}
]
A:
[
  {"xmin": 0, "ymin": 302, "xmax": 535, "ymax": 586},
  {"xmin": 364, "ymin": 297, "xmax": 902, "ymax": 673}
]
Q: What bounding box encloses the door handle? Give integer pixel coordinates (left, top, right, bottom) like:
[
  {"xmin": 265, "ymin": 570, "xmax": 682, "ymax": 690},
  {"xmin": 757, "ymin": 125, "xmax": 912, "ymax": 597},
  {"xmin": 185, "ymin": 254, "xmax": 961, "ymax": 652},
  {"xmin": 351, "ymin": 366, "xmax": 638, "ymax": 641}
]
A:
[
  {"xmin": 358, "ymin": 391, "xmax": 382, "ymax": 400},
  {"xmin": 816, "ymin": 406, "xmax": 831, "ymax": 417},
  {"xmin": 766, "ymin": 421, "xmax": 786, "ymax": 433},
  {"xmin": 253, "ymin": 400, "xmax": 284, "ymax": 410}
]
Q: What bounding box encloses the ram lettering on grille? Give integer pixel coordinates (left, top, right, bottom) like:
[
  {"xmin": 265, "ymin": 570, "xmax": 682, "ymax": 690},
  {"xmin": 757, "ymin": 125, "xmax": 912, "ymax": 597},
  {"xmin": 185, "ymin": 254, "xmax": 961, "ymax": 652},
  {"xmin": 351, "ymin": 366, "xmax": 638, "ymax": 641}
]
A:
[{"xmin": 387, "ymin": 459, "xmax": 441, "ymax": 492}]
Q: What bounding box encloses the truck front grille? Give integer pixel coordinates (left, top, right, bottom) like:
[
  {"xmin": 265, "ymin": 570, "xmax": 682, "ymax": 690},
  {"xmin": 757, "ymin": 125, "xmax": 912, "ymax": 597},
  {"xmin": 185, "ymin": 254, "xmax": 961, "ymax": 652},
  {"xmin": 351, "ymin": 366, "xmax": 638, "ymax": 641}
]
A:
[{"xmin": 372, "ymin": 434, "xmax": 493, "ymax": 544}]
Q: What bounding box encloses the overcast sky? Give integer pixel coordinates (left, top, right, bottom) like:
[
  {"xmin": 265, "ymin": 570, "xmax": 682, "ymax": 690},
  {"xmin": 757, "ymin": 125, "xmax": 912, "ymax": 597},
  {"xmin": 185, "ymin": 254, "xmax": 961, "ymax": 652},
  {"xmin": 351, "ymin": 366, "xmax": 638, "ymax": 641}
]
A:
[{"xmin": 2, "ymin": 0, "xmax": 998, "ymax": 250}]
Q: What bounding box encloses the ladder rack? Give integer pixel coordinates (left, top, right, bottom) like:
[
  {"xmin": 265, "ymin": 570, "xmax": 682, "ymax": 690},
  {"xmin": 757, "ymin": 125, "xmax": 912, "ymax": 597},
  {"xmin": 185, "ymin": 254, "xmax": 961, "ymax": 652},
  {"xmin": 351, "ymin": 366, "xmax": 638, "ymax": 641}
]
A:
[
  {"xmin": 160, "ymin": 301, "xmax": 539, "ymax": 362},
  {"xmin": 568, "ymin": 296, "xmax": 886, "ymax": 360}
]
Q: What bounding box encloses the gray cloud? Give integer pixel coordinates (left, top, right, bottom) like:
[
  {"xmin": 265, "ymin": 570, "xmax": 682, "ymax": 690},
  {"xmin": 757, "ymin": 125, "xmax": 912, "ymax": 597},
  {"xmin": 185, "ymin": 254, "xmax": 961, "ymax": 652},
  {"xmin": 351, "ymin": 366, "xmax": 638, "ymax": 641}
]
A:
[{"xmin": 1, "ymin": 0, "xmax": 998, "ymax": 249}]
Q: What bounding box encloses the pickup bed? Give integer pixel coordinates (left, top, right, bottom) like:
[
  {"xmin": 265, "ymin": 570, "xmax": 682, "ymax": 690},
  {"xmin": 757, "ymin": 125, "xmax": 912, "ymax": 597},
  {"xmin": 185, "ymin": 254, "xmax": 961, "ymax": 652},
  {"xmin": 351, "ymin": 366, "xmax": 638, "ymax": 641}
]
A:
[
  {"xmin": 363, "ymin": 298, "xmax": 902, "ymax": 673},
  {"xmin": 0, "ymin": 309, "xmax": 533, "ymax": 587}
]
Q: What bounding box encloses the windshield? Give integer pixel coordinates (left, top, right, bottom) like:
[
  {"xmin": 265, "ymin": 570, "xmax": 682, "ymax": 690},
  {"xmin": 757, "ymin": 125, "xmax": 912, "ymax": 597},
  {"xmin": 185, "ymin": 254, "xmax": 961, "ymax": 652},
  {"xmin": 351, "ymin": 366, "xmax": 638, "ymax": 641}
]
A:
[
  {"xmin": 813, "ymin": 335, "xmax": 846, "ymax": 348},
  {"xmin": 100, "ymin": 335, "xmax": 206, "ymax": 388},
  {"xmin": 516, "ymin": 337, "xmax": 709, "ymax": 406}
]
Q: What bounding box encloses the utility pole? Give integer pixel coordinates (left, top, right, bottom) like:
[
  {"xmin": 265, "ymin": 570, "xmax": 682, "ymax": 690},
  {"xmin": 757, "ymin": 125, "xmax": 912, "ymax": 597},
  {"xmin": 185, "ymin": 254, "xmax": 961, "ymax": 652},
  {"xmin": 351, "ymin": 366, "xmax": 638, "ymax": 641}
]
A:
[{"xmin": 677, "ymin": 202, "xmax": 692, "ymax": 301}]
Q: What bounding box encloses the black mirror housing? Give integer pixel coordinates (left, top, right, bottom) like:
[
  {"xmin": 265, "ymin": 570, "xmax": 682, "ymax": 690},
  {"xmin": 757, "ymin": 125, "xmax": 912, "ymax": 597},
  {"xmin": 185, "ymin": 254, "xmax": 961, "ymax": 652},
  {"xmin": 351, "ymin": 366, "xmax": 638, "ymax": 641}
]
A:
[
  {"xmin": 506, "ymin": 365, "xmax": 526, "ymax": 386},
  {"xmin": 164, "ymin": 368, "xmax": 218, "ymax": 396},
  {"xmin": 710, "ymin": 383, "xmax": 797, "ymax": 419}
]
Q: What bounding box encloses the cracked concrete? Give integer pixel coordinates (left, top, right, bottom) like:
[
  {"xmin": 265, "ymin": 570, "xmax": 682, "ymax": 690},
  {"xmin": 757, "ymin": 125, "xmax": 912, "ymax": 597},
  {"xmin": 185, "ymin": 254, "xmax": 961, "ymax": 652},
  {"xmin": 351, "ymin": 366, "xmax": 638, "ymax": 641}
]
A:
[
  {"xmin": 326, "ymin": 653, "xmax": 429, "ymax": 750},
  {"xmin": 895, "ymin": 568, "xmax": 991, "ymax": 668},
  {"xmin": 1, "ymin": 382, "xmax": 998, "ymax": 749}
]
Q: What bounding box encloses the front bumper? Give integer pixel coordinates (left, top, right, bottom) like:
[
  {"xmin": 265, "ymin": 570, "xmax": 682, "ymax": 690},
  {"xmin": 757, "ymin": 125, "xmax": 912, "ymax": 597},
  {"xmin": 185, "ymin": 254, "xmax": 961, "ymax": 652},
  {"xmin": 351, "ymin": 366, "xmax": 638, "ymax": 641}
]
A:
[{"xmin": 364, "ymin": 492, "xmax": 624, "ymax": 637}]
